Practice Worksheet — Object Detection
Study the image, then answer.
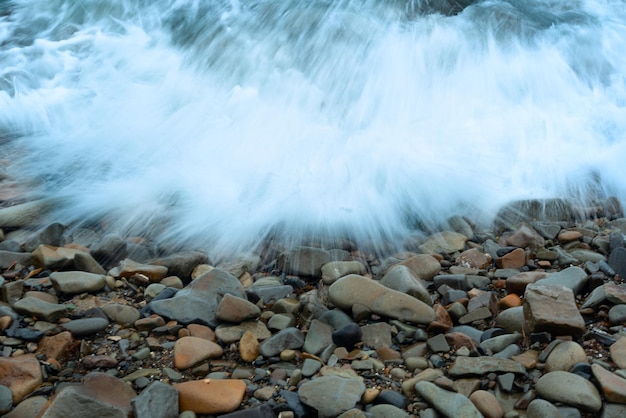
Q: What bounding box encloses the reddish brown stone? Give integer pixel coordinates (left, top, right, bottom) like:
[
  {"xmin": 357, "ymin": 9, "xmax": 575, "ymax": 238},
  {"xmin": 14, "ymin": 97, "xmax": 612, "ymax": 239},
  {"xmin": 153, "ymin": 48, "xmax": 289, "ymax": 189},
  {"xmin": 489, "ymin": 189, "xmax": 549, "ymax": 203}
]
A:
[
  {"xmin": 0, "ymin": 354, "xmax": 43, "ymax": 403},
  {"xmin": 456, "ymin": 248, "xmax": 492, "ymax": 269},
  {"xmin": 176, "ymin": 379, "xmax": 246, "ymax": 414},
  {"xmin": 36, "ymin": 331, "xmax": 74, "ymax": 363},
  {"xmin": 499, "ymin": 294, "xmax": 522, "ymax": 310},
  {"xmin": 496, "ymin": 248, "xmax": 526, "ymax": 269}
]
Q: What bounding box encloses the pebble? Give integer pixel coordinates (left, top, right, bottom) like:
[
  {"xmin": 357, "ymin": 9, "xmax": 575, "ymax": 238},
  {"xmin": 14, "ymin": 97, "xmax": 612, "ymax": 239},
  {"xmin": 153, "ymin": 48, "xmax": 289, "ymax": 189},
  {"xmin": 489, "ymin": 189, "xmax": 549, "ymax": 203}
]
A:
[
  {"xmin": 329, "ymin": 275, "xmax": 436, "ymax": 325},
  {"xmin": 544, "ymin": 341, "xmax": 587, "ymax": 372},
  {"xmin": 526, "ymin": 399, "xmax": 562, "ymax": 418},
  {"xmin": 523, "ymin": 284, "xmax": 586, "ymax": 336},
  {"xmin": 419, "ymin": 231, "xmax": 468, "ymax": 254},
  {"xmin": 61, "ymin": 317, "xmax": 109, "ymax": 337},
  {"xmin": 611, "ymin": 336, "xmax": 626, "ymax": 369},
  {"xmin": 12, "ymin": 297, "xmax": 68, "ymax": 323},
  {"xmin": 259, "ymin": 327, "xmax": 305, "ymax": 357},
  {"xmin": 304, "ymin": 319, "xmax": 334, "ymax": 355},
  {"xmin": 591, "ymin": 363, "xmax": 626, "ymax": 403},
  {"xmin": 101, "ymin": 303, "xmax": 140, "ymax": 326},
  {"xmin": 469, "ymin": 390, "xmax": 504, "ymax": 418},
  {"xmin": 397, "ymin": 254, "xmax": 441, "ymax": 280},
  {"xmin": 332, "ymin": 323, "xmax": 362, "ymax": 351},
  {"xmin": 49, "ymin": 271, "xmax": 106, "ymax": 294},
  {"xmin": 176, "ymin": 379, "xmax": 246, "ymax": 415},
  {"xmin": 174, "ymin": 336, "xmax": 224, "ymax": 369},
  {"xmin": 321, "ymin": 261, "xmax": 366, "ymax": 284},
  {"xmin": 415, "ymin": 381, "xmax": 483, "ymax": 418},
  {"xmin": 298, "ymin": 375, "xmax": 365, "ymax": 418},
  {"xmin": 535, "ymin": 371, "xmax": 602, "ymax": 412}
]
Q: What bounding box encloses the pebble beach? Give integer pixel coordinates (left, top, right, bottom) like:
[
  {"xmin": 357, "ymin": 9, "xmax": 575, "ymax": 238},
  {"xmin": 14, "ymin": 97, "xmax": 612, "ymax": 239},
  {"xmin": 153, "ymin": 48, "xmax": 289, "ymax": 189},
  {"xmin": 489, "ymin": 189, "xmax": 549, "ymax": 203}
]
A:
[{"xmin": 2, "ymin": 192, "xmax": 626, "ymax": 418}]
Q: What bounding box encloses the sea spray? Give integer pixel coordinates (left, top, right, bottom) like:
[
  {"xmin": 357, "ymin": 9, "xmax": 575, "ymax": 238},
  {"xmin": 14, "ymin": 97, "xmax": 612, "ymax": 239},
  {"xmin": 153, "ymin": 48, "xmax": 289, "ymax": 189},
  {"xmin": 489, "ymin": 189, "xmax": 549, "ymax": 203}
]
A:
[{"xmin": 1, "ymin": 0, "xmax": 626, "ymax": 256}]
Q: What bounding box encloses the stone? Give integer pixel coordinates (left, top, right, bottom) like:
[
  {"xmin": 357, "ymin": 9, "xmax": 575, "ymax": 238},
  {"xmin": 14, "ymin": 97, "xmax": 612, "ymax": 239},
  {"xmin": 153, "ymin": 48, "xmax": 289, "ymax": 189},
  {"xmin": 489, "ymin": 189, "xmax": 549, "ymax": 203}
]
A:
[
  {"xmin": 259, "ymin": 327, "xmax": 305, "ymax": 357},
  {"xmin": 0, "ymin": 385, "xmax": 12, "ymax": 414},
  {"xmin": 332, "ymin": 323, "xmax": 362, "ymax": 351},
  {"xmin": 592, "ymin": 363, "xmax": 626, "ymax": 403},
  {"xmin": 101, "ymin": 303, "xmax": 140, "ymax": 326},
  {"xmin": 219, "ymin": 405, "xmax": 276, "ymax": 418},
  {"xmin": 50, "ymin": 271, "xmax": 106, "ymax": 294},
  {"xmin": 82, "ymin": 355, "xmax": 119, "ymax": 369},
  {"xmin": 612, "ymin": 337, "xmax": 626, "ymax": 369},
  {"xmin": 39, "ymin": 372, "xmax": 136, "ymax": 418},
  {"xmin": 544, "ymin": 341, "xmax": 588, "ymax": 372},
  {"xmin": 506, "ymin": 271, "xmax": 546, "ymax": 295},
  {"xmin": 215, "ymin": 321, "xmax": 272, "ymax": 343},
  {"xmin": 480, "ymin": 333, "xmax": 523, "ymax": 354},
  {"xmin": 0, "ymin": 250, "xmax": 33, "ymax": 269},
  {"xmin": 35, "ymin": 331, "xmax": 73, "ymax": 361},
  {"xmin": 397, "ymin": 254, "xmax": 441, "ymax": 280},
  {"xmin": 149, "ymin": 251, "xmax": 210, "ymax": 281},
  {"xmin": 469, "ymin": 390, "xmax": 504, "ymax": 418},
  {"xmin": 495, "ymin": 199, "xmax": 572, "ymax": 229},
  {"xmin": 609, "ymin": 304, "xmax": 626, "ymax": 325},
  {"xmin": 609, "ymin": 247, "xmax": 626, "ymax": 279},
  {"xmin": 267, "ymin": 313, "xmax": 296, "ymax": 330},
  {"xmin": 239, "ymin": 330, "xmax": 259, "ymax": 362},
  {"xmin": 496, "ymin": 248, "xmax": 525, "ymax": 269},
  {"xmin": 456, "ymin": 248, "xmax": 491, "ymax": 269},
  {"xmin": 0, "ymin": 200, "xmax": 55, "ymax": 228},
  {"xmin": 506, "ymin": 224, "xmax": 545, "ymax": 248},
  {"xmin": 535, "ymin": 371, "xmax": 602, "ymax": 412},
  {"xmin": 537, "ymin": 266, "xmax": 588, "ymax": 295},
  {"xmin": 12, "ymin": 297, "xmax": 68, "ymax": 322},
  {"xmin": 131, "ymin": 381, "xmax": 178, "ymax": 418},
  {"xmin": 298, "ymin": 375, "xmax": 366, "ymax": 418},
  {"xmin": 526, "ymin": 399, "xmax": 562, "ymax": 418},
  {"xmin": 277, "ymin": 246, "xmax": 331, "ymax": 278},
  {"xmin": 523, "ymin": 284, "xmax": 585, "ymax": 337},
  {"xmin": 321, "ymin": 261, "xmax": 366, "ymax": 284},
  {"xmin": 74, "ymin": 251, "xmax": 107, "ymax": 274},
  {"xmin": 304, "ymin": 320, "xmax": 334, "ymax": 355},
  {"xmin": 361, "ymin": 322, "xmax": 392, "ymax": 349},
  {"xmin": 419, "ymin": 231, "xmax": 467, "ymax": 254},
  {"xmin": 448, "ymin": 357, "xmax": 526, "ymax": 376},
  {"xmin": 0, "ymin": 355, "xmax": 43, "ymax": 403},
  {"xmin": 174, "ymin": 336, "xmax": 223, "ymax": 369},
  {"xmin": 117, "ymin": 258, "xmax": 168, "ymax": 281},
  {"xmin": 60, "ymin": 317, "xmax": 108, "ymax": 336},
  {"xmin": 605, "ymin": 283, "xmax": 626, "ymax": 304},
  {"xmin": 381, "ymin": 265, "xmax": 431, "ymax": 305},
  {"xmin": 495, "ymin": 306, "xmax": 528, "ymax": 334},
  {"xmin": 328, "ymin": 275, "xmax": 435, "ymax": 325},
  {"xmin": 216, "ymin": 293, "xmax": 260, "ymax": 323},
  {"xmin": 580, "ymin": 284, "xmax": 607, "ymax": 309},
  {"xmin": 2, "ymin": 395, "xmax": 47, "ymax": 418},
  {"xmin": 415, "ymin": 381, "xmax": 483, "ymax": 418},
  {"xmin": 149, "ymin": 268, "xmax": 246, "ymax": 326},
  {"xmin": 175, "ymin": 379, "xmax": 246, "ymax": 415},
  {"xmin": 32, "ymin": 245, "xmax": 83, "ymax": 269}
]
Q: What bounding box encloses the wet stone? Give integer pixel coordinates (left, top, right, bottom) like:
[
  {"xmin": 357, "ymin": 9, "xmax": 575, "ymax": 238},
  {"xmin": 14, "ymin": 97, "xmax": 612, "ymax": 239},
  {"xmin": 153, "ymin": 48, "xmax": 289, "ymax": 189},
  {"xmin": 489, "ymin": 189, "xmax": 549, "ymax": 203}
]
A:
[
  {"xmin": 298, "ymin": 375, "xmax": 366, "ymax": 418},
  {"xmin": 535, "ymin": 371, "xmax": 602, "ymax": 412},
  {"xmin": 415, "ymin": 381, "xmax": 483, "ymax": 418},
  {"xmin": 259, "ymin": 327, "xmax": 304, "ymax": 357},
  {"xmin": 12, "ymin": 297, "xmax": 68, "ymax": 323},
  {"xmin": 591, "ymin": 363, "xmax": 626, "ymax": 403},
  {"xmin": 332, "ymin": 323, "xmax": 362, "ymax": 351},
  {"xmin": 304, "ymin": 319, "xmax": 334, "ymax": 355},
  {"xmin": 131, "ymin": 381, "xmax": 178, "ymax": 418},
  {"xmin": 523, "ymin": 284, "xmax": 585, "ymax": 337},
  {"xmin": 61, "ymin": 317, "xmax": 109, "ymax": 337},
  {"xmin": 50, "ymin": 271, "xmax": 106, "ymax": 294},
  {"xmin": 448, "ymin": 356, "xmax": 526, "ymax": 376}
]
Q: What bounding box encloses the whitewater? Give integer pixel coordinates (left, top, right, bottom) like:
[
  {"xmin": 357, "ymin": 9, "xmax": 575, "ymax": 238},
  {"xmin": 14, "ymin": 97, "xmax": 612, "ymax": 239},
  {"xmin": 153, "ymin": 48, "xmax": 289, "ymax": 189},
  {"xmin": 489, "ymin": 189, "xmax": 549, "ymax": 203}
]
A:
[{"xmin": 1, "ymin": 0, "xmax": 625, "ymax": 255}]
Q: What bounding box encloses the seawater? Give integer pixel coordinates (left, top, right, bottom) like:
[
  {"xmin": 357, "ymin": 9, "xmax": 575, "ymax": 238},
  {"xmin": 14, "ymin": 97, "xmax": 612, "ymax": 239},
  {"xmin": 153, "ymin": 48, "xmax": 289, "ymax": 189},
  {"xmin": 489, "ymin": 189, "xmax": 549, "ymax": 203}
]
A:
[{"xmin": 1, "ymin": 0, "xmax": 625, "ymax": 255}]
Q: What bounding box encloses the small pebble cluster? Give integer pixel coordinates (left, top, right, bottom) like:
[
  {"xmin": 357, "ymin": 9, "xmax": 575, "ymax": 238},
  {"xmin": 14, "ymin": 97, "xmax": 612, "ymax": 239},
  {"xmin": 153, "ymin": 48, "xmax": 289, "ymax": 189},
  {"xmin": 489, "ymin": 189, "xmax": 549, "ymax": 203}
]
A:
[{"xmin": 1, "ymin": 197, "xmax": 626, "ymax": 418}]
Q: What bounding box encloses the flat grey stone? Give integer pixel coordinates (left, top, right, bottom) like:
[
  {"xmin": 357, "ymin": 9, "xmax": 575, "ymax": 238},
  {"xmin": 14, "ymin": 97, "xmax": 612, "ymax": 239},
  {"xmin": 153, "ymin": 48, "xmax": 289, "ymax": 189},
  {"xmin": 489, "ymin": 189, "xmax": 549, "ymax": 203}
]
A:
[
  {"xmin": 298, "ymin": 375, "xmax": 365, "ymax": 418},
  {"xmin": 50, "ymin": 271, "xmax": 106, "ymax": 294},
  {"xmin": 13, "ymin": 297, "xmax": 68, "ymax": 322},
  {"xmin": 480, "ymin": 333, "xmax": 523, "ymax": 354},
  {"xmin": 101, "ymin": 303, "xmax": 140, "ymax": 326},
  {"xmin": 381, "ymin": 265, "xmax": 432, "ymax": 306},
  {"xmin": 527, "ymin": 399, "xmax": 562, "ymax": 418},
  {"xmin": 361, "ymin": 322, "xmax": 392, "ymax": 349},
  {"xmin": 61, "ymin": 317, "xmax": 109, "ymax": 337},
  {"xmin": 448, "ymin": 356, "xmax": 526, "ymax": 376},
  {"xmin": 131, "ymin": 381, "xmax": 178, "ymax": 418},
  {"xmin": 415, "ymin": 381, "xmax": 482, "ymax": 418},
  {"xmin": 259, "ymin": 327, "xmax": 304, "ymax": 357},
  {"xmin": 537, "ymin": 266, "xmax": 588, "ymax": 295},
  {"xmin": 535, "ymin": 371, "xmax": 602, "ymax": 412},
  {"xmin": 303, "ymin": 320, "xmax": 334, "ymax": 355},
  {"xmin": 368, "ymin": 404, "xmax": 410, "ymax": 418}
]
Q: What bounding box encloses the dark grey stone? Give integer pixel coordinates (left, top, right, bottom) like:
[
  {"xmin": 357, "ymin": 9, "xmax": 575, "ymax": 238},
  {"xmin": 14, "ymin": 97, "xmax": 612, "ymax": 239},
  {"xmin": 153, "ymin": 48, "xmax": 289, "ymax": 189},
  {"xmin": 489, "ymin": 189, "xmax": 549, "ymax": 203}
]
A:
[{"xmin": 131, "ymin": 381, "xmax": 178, "ymax": 418}]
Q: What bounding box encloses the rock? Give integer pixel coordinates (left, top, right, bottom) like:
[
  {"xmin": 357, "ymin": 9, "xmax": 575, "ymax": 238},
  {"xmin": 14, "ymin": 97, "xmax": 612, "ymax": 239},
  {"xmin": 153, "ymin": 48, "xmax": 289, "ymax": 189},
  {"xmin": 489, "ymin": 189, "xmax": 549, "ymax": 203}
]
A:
[
  {"xmin": 415, "ymin": 381, "xmax": 483, "ymax": 418},
  {"xmin": 101, "ymin": 303, "xmax": 140, "ymax": 326},
  {"xmin": 495, "ymin": 199, "xmax": 572, "ymax": 229},
  {"xmin": 61, "ymin": 317, "xmax": 109, "ymax": 337},
  {"xmin": 592, "ymin": 363, "xmax": 626, "ymax": 403},
  {"xmin": 469, "ymin": 390, "xmax": 504, "ymax": 418},
  {"xmin": 259, "ymin": 327, "xmax": 305, "ymax": 357},
  {"xmin": 397, "ymin": 254, "xmax": 441, "ymax": 280},
  {"xmin": 419, "ymin": 231, "xmax": 467, "ymax": 254},
  {"xmin": 0, "ymin": 199, "xmax": 56, "ymax": 228},
  {"xmin": 506, "ymin": 271, "xmax": 546, "ymax": 295},
  {"xmin": 0, "ymin": 354, "xmax": 43, "ymax": 403},
  {"xmin": 496, "ymin": 248, "xmax": 526, "ymax": 269},
  {"xmin": 381, "ymin": 265, "xmax": 431, "ymax": 305},
  {"xmin": 321, "ymin": 261, "xmax": 367, "ymax": 284},
  {"xmin": 298, "ymin": 375, "xmax": 366, "ymax": 418},
  {"xmin": 609, "ymin": 247, "xmax": 626, "ymax": 279},
  {"xmin": 174, "ymin": 336, "xmax": 224, "ymax": 369},
  {"xmin": 82, "ymin": 355, "xmax": 119, "ymax": 369},
  {"xmin": 219, "ymin": 405, "xmax": 276, "ymax": 418},
  {"xmin": 456, "ymin": 248, "xmax": 491, "ymax": 269},
  {"xmin": 35, "ymin": 331, "xmax": 73, "ymax": 361},
  {"xmin": 0, "ymin": 250, "xmax": 33, "ymax": 269},
  {"xmin": 216, "ymin": 293, "xmax": 260, "ymax": 322},
  {"xmin": 447, "ymin": 357, "xmax": 526, "ymax": 376},
  {"xmin": 537, "ymin": 266, "xmax": 588, "ymax": 295},
  {"xmin": 526, "ymin": 399, "xmax": 562, "ymax": 418},
  {"xmin": 277, "ymin": 246, "xmax": 331, "ymax": 278},
  {"xmin": 535, "ymin": 371, "xmax": 602, "ymax": 412},
  {"xmin": 480, "ymin": 333, "xmax": 522, "ymax": 354},
  {"xmin": 332, "ymin": 323, "xmax": 362, "ymax": 351},
  {"xmin": 131, "ymin": 381, "xmax": 178, "ymax": 418},
  {"xmin": 73, "ymin": 251, "xmax": 107, "ymax": 274},
  {"xmin": 605, "ymin": 283, "xmax": 626, "ymax": 304},
  {"xmin": 149, "ymin": 268, "xmax": 246, "ymax": 326},
  {"xmin": 39, "ymin": 372, "xmax": 136, "ymax": 418},
  {"xmin": 239, "ymin": 330, "xmax": 260, "ymax": 362},
  {"xmin": 117, "ymin": 258, "xmax": 168, "ymax": 281},
  {"xmin": 304, "ymin": 319, "xmax": 334, "ymax": 355},
  {"xmin": 2, "ymin": 395, "xmax": 47, "ymax": 418},
  {"xmin": 175, "ymin": 379, "xmax": 246, "ymax": 415},
  {"xmin": 603, "ymin": 403, "xmax": 626, "ymax": 418},
  {"xmin": 149, "ymin": 251, "xmax": 210, "ymax": 281},
  {"xmin": 580, "ymin": 284, "xmax": 607, "ymax": 309},
  {"xmin": 32, "ymin": 245, "xmax": 83, "ymax": 269},
  {"xmin": 544, "ymin": 341, "xmax": 588, "ymax": 372},
  {"xmin": 611, "ymin": 337, "xmax": 626, "ymax": 369},
  {"xmin": 523, "ymin": 284, "xmax": 585, "ymax": 337},
  {"xmin": 506, "ymin": 224, "xmax": 545, "ymax": 248},
  {"xmin": 91, "ymin": 234, "xmax": 128, "ymax": 267},
  {"xmin": 609, "ymin": 304, "xmax": 626, "ymax": 325},
  {"xmin": 50, "ymin": 271, "xmax": 106, "ymax": 294},
  {"xmin": 328, "ymin": 275, "xmax": 436, "ymax": 325},
  {"xmin": 361, "ymin": 322, "xmax": 392, "ymax": 349},
  {"xmin": 13, "ymin": 297, "xmax": 68, "ymax": 322},
  {"xmin": 215, "ymin": 321, "xmax": 272, "ymax": 344}
]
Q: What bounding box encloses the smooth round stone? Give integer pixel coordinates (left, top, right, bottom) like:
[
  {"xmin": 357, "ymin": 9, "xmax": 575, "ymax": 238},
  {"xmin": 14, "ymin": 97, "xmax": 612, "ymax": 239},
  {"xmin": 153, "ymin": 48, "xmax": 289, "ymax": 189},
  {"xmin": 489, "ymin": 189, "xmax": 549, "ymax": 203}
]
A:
[
  {"xmin": 101, "ymin": 303, "xmax": 140, "ymax": 326},
  {"xmin": 480, "ymin": 333, "xmax": 522, "ymax": 354},
  {"xmin": 144, "ymin": 283, "xmax": 167, "ymax": 300},
  {"xmin": 303, "ymin": 320, "xmax": 334, "ymax": 356},
  {"xmin": 174, "ymin": 336, "xmax": 223, "ymax": 369},
  {"xmin": 544, "ymin": 341, "xmax": 588, "ymax": 372},
  {"xmin": 526, "ymin": 399, "xmax": 562, "ymax": 418},
  {"xmin": 373, "ymin": 390, "xmax": 409, "ymax": 409},
  {"xmin": 49, "ymin": 271, "xmax": 106, "ymax": 294},
  {"xmin": 259, "ymin": 327, "xmax": 304, "ymax": 357},
  {"xmin": 367, "ymin": 404, "xmax": 410, "ymax": 418},
  {"xmin": 415, "ymin": 381, "xmax": 482, "ymax": 418},
  {"xmin": 569, "ymin": 362, "xmax": 593, "ymax": 380},
  {"xmin": 0, "ymin": 384, "xmax": 12, "ymax": 414},
  {"xmin": 176, "ymin": 379, "xmax": 246, "ymax": 415},
  {"xmin": 267, "ymin": 313, "xmax": 296, "ymax": 331},
  {"xmin": 469, "ymin": 390, "xmax": 504, "ymax": 418},
  {"xmin": 61, "ymin": 317, "xmax": 109, "ymax": 337},
  {"xmin": 609, "ymin": 304, "xmax": 626, "ymax": 325},
  {"xmin": 301, "ymin": 358, "xmax": 322, "ymax": 377},
  {"xmin": 332, "ymin": 323, "xmax": 362, "ymax": 351},
  {"xmin": 535, "ymin": 371, "xmax": 602, "ymax": 412},
  {"xmin": 298, "ymin": 375, "xmax": 366, "ymax": 417}
]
